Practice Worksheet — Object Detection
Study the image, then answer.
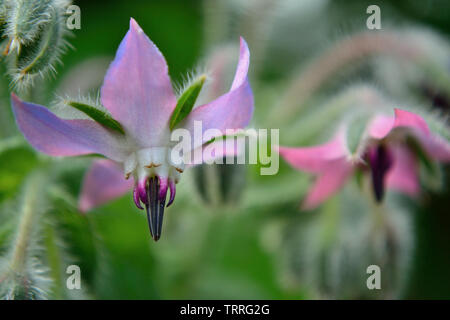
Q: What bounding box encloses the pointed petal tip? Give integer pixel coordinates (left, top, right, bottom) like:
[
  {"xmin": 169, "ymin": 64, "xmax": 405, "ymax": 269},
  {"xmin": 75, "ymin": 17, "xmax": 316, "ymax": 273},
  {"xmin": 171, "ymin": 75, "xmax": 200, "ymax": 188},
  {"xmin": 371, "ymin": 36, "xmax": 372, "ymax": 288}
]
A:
[
  {"xmin": 129, "ymin": 18, "xmax": 146, "ymax": 37},
  {"xmin": 102, "ymin": 16, "xmax": 176, "ymax": 146},
  {"xmin": 78, "ymin": 194, "xmax": 95, "ymax": 215},
  {"xmin": 300, "ymin": 193, "xmax": 324, "ymax": 211},
  {"xmin": 10, "ymin": 92, "xmax": 19, "ymax": 101},
  {"xmin": 129, "ymin": 17, "xmax": 141, "ymax": 31},
  {"xmin": 78, "ymin": 201, "xmax": 89, "ymax": 215},
  {"xmin": 300, "ymin": 201, "xmax": 315, "ymax": 211},
  {"xmin": 300, "ymin": 197, "xmax": 326, "ymax": 211},
  {"xmin": 239, "ymin": 36, "xmax": 249, "ymax": 51},
  {"xmin": 11, "ymin": 93, "xmax": 125, "ymax": 159},
  {"xmin": 10, "ymin": 92, "xmax": 25, "ymax": 114}
]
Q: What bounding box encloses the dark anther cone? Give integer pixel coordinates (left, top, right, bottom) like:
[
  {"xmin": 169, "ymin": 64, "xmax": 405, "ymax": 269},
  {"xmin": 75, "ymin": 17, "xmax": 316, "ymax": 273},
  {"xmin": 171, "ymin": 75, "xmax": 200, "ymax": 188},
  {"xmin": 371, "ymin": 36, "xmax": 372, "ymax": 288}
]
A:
[
  {"xmin": 368, "ymin": 144, "xmax": 394, "ymax": 202},
  {"xmin": 145, "ymin": 177, "xmax": 167, "ymax": 241}
]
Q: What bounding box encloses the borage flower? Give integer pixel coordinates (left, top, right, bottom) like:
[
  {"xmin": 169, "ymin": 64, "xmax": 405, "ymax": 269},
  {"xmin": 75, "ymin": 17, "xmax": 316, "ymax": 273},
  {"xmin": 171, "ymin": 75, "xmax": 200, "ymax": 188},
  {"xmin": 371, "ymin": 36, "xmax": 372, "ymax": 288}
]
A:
[
  {"xmin": 278, "ymin": 109, "xmax": 450, "ymax": 209},
  {"xmin": 11, "ymin": 18, "xmax": 253, "ymax": 241}
]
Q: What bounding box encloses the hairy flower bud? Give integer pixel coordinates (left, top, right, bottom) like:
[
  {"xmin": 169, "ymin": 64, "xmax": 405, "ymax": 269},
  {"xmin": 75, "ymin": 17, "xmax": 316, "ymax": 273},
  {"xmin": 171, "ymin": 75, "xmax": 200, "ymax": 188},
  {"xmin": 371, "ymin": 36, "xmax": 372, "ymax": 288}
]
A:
[{"xmin": 3, "ymin": 0, "xmax": 71, "ymax": 90}]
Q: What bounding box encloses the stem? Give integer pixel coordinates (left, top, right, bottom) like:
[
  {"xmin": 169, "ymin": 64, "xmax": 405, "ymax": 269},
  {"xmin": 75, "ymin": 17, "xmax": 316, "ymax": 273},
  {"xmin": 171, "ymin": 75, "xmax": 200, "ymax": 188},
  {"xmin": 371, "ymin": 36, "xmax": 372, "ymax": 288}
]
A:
[
  {"xmin": 362, "ymin": 176, "xmax": 400, "ymax": 299},
  {"xmin": 281, "ymin": 85, "xmax": 386, "ymax": 145},
  {"xmin": 271, "ymin": 31, "xmax": 426, "ymax": 125},
  {"xmin": 9, "ymin": 173, "xmax": 43, "ymax": 273},
  {"xmin": 204, "ymin": 164, "xmax": 221, "ymax": 206},
  {"xmin": 43, "ymin": 223, "xmax": 63, "ymax": 299}
]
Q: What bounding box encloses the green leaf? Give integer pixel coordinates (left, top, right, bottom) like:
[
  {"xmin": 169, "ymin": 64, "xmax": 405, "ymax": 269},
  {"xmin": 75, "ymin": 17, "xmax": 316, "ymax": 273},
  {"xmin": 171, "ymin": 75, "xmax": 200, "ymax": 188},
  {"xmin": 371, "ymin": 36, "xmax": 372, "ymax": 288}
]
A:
[
  {"xmin": 66, "ymin": 101, "xmax": 125, "ymax": 135},
  {"xmin": 170, "ymin": 75, "xmax": 206, "ymax": 130},
  {"xmin": 204, "ymin": 130, "xmax": 252, "ymax": 145}
]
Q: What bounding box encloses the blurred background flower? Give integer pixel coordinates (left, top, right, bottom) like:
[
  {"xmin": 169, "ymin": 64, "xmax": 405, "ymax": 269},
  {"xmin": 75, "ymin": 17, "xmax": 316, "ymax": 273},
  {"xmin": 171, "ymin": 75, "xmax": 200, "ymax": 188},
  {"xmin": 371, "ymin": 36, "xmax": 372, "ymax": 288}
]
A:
[{"xmin": 0, "ymin": 0, "xmax": 450, "ymax": 299}]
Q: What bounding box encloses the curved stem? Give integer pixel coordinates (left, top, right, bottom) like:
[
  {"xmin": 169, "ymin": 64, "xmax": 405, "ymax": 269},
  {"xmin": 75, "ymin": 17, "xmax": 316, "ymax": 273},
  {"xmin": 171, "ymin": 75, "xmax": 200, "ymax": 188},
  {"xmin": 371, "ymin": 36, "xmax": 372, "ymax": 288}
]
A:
[{"xmin": 271, "ymin": 31, "xmax": 430, "ymax": 125}]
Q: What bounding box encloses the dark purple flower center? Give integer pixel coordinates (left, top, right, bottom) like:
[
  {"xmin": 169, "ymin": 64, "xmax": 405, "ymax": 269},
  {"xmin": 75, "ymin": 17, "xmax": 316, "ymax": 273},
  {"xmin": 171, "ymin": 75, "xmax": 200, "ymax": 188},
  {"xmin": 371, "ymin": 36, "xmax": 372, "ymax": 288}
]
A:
[{"xmin": 368, "ymin": 144, "xmax": 394, "ymax": 202}]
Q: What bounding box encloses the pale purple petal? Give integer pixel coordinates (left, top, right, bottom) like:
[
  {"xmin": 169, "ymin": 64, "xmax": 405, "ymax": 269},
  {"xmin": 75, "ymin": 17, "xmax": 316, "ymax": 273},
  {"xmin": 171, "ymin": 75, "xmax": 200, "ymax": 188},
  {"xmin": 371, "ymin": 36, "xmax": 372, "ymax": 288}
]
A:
[
  {"xmin": 181, "ymin": 37, "xmax": 254, "ymax": 150},
  {"xmin": 386, "ymin": 145, "xmax": 420, "ymax": 196},
  {"xmin": 302, "ymin": 158, "xmax": 354, "ymax": 210},
  {"xmin": 186, "ymin": 136, "xmax": 245, "ymax": 166},
  {"xmin": 11, "ymin": 93, "xmax": 125, "ymax": 161},
  {"xmin": 101, "ymin": 18, "xmax": 176, "ymax": 146},
  {"xmin": 79, "ymin": 159, "xmax": 133, "ymax": 212},
  {"xmin": 230, "ymin": 37, "xmax": 250, "ymax": 90},
  {"xmin": 277, "ymin": 131, "xmax": 348, "ymax": 173}
]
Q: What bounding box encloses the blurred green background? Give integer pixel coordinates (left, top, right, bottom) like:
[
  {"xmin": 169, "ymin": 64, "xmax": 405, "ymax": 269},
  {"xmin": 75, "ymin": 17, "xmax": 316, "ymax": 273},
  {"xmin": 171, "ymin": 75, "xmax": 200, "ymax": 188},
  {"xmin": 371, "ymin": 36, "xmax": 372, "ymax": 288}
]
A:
[{"xmin": 1, "ymin": 0, "xmax": 450, "ymax": 299}]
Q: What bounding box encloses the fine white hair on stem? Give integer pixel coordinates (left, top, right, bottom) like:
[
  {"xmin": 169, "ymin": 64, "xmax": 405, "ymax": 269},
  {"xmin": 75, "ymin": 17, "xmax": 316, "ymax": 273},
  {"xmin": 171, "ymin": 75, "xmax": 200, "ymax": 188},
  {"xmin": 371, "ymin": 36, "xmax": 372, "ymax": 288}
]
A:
[
  {"xmin": 50, "ymin": 92, "xmax": 109, "ymax": 120},
  {"xmin": 174, "ymin": 65, "xmax": 211, "ymax": 99},
  {"xmin": 0, "ymin": 172, "xmax": 52, "ymax": 300}
]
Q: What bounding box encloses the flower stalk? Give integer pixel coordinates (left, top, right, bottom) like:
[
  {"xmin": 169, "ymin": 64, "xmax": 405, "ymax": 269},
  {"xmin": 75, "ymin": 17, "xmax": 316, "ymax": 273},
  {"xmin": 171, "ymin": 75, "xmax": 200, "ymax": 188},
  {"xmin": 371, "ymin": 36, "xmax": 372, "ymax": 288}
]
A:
[
  {"xmin": 0, "ymin": 171, "xmax": 50, "ymax": 299},
  {"xmin": 9, "ymin": 173, "xmax": 42, "ymax": 273},
  {"xmin": 272, "ymin": 30, "xmax": 450, "ymax": 125}
]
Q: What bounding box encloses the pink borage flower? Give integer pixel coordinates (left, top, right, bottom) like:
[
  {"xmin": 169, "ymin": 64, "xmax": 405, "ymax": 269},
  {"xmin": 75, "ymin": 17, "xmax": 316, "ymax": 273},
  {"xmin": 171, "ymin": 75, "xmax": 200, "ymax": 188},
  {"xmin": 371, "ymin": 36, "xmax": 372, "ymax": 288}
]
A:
[
  {"xmin": 11, "ymin": 18, "xmax": 254, "ymax": 240},
  {"xmin": 278, "ymin": 109, "xmax": 450, "ymax": 209}
]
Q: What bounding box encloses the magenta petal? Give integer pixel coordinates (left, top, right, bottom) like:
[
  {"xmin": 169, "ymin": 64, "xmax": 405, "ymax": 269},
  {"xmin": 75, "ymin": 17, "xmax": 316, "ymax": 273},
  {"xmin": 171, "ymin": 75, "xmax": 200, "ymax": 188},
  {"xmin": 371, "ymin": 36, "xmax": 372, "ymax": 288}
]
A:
[
  {"xmin": 158, "ymin": 176, "xmax": 169, "ymax": 201},
  {"xmin": 302, "ymin": 159, "xmax": 354, "ymax": 210},
  {"xmin": 182, "ymin": 37, "xmax": 254, "ymax": 150},
  {"xmin": 277, "ymin": 131, "xmax": 348, "ymax": 173},
  {"xmin": 137, "ymin": 178, "xmax": 148, "ymax": 205},
  {"xmin": 11, "ymin": 94, "xmax": 125, "ymax": 161},
  {"xmin": 369, "ymin": 109, "xmax": 430, "ymax": 139},
  {"xmin": 133, "ymin": 185, "xmax": 144, "ymax": 209},
  {"xmin": 167, "ymin": 180, "xmax": 176, "ymax": 207},
  {"xmin": 101, "ymin": 18, "xmax": 176, "ymax": 146},
  {"xmin": 386, "ymin": 145, "xmax": 420, "ymax": 196},
  {"xmin": 79, "ymin": 159, "xmax": 133, "ymax": 212},
  {"xmin": 393, "ymin": 109, "xmax": 430, "ymax": 135},
  {"xmin": 369, "ymin": 109, "xmax": 450, "ymax": 161}
]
